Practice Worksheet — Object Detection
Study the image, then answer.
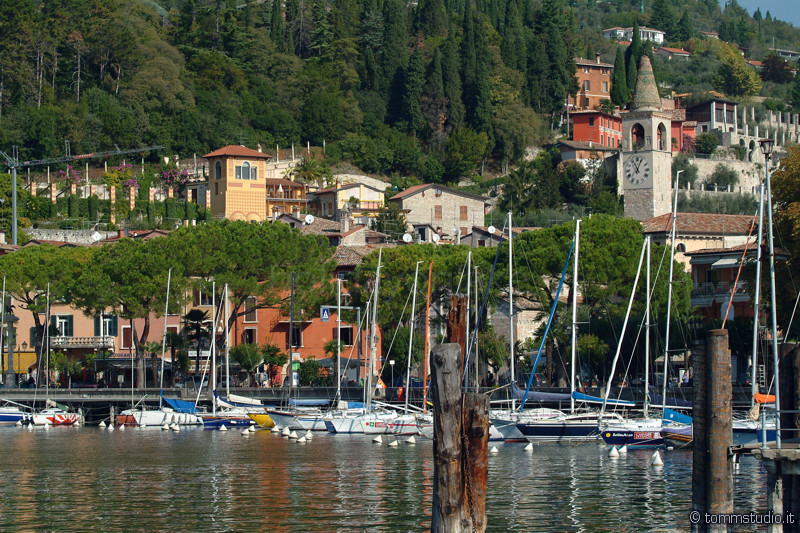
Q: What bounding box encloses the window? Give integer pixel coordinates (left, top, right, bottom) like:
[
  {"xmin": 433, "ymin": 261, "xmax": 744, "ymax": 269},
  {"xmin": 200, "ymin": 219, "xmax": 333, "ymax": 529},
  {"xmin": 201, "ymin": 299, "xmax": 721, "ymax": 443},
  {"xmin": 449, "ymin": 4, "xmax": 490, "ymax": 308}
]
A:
[
  {"xmin": 251, "ymin": 167, "xmax": 257, "ymax": 180},
  {"xmin": 589, "ymin": 117, "xmax": 595, "ymax": 127},
  {"xmin": 30, "ymin": 325, "xmax": 43, "ymax": 347},
  {"xmin": 434, "ymin": 188, "xmax": 443, "ymax": 197},
  {"xmin": 460, "ymin": 226, "xmax": 468, "ymax": 236},
  {"xmin": 215, "ymin": 183, "xmax": 219, "ymax": 196},
  {"xmin": 235, "ymin": 161, "xmax": 251, "ymax": 180},
  {"xmin": 52, "ymin": 315, "xmax": 73, "ymax": 337},
  {"xmin": 215, "ymin": 161, "xmax": 221, "ymax": 180},
  {"xmin": 244, "ymin": 296, "xmax": 257, "ymax": 323},
  {"xmin": 194, "ymin": 290, "xmax": 213, "ymax": 306},
  {"xmin": 460, "ymin": 205, "xmax": 468, "ymax": 221},
  {"xmin": 94, "ymin": 315, "xmax": 118, "ymax": 337},
  {"xmin": 601, "ymin": 134, "xmax": 605, "ymax": 145},
  {"xmin": 121, "ymin": 325, "xmax": 133, "ymax": 350},
  {"xmin": 289, "ymin": 325, "xmax": 302, "ymax": 348},
  {"xmin": 434, "ymin": 205, "xmax": 443, "ymax": 220},
  {"xmin": 243, "ymin": 328, "xmax": 257, "ymax": 344},
  {"xmin": 583, "ymin": 67, "xmax": 589, "ymax": 73},
  {"xmin": 340, "ymin": 326, "xmax": 354, "ymax": 346},
  {"xmin": 583, "ymin": 80, "xmax": 590, "ymax": 91},
  {"xmin": 602, "ymin": 81, "xmax": 608, "ymax": 93}
]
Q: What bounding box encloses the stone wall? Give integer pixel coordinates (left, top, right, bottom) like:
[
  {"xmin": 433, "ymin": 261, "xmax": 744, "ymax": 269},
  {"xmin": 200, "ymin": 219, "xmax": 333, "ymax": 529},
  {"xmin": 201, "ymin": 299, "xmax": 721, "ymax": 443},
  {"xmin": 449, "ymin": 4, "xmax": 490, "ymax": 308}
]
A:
[
  {"xmin": 27, "ymin": 228, "xmax": 116, "ymax": 244},
  {"xmin": 687, "ymin": 157, "xmax": 762, "ymax": 195}
]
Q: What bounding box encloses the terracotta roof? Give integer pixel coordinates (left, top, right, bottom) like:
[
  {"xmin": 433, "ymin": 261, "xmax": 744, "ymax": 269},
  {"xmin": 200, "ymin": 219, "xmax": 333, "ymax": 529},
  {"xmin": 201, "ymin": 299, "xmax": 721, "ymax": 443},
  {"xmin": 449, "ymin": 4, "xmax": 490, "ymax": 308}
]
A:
[
  {"xmin": 389, "ymin": 184, "xmax": 489, "ymax": 203},
  {"xmin": 299, "ymin": 217, "xmax": 343, "ymax": 235},
  {"xmin": 558, "ymin": 140, "xmax": 619, "ymax": 152},
  {"xmin": 23, "ymin": 239, "xmax": 80, "ymax": 248},
  {"xmin": 657, "ymin": 47, "xmax": 690, "ymax": 55},
  {"xmin": 472, "ymin": 226, "xmax": 539, "ymax": 237},
  {"xmin": 314, "ymin": 182, "xmax": 386, "ymax": 195},
  {"xmin": 202, "ymin": 145, "xmax": 273, "ymax": 159},
  {"xmin": 574, "ymin": 57, "xmax": 614, "ymax": 68},
  {"xmin": 333, "ymin": 244, "xmax": 396, "ymax": 267},
  {"xmin": 264, "ymin": 178, "xmax": 302, "ymax": 187},
  {"xmin": 685, "ymin": 242, "xmax": 790, "ymax": 260},
  {"xmin": 642, "ymin": 213, "xmax": 757, "ymax": 235}
]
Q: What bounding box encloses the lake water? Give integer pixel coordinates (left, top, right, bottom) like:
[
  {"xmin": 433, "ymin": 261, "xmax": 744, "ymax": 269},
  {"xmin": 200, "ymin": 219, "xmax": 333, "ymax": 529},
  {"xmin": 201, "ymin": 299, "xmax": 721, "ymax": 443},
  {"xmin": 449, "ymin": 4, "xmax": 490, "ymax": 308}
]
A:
[{"xmin": 0, "ymin": 426, "xmax": 768, "ymax": 532}]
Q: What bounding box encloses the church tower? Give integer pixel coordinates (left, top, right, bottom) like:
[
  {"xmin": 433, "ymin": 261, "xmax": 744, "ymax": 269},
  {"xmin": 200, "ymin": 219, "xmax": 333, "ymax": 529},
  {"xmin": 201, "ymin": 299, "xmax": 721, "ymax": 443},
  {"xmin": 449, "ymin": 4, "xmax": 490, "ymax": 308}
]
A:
[{"xmin": 622, "ymin": 56, "xmax": 674, "ymax": 221}]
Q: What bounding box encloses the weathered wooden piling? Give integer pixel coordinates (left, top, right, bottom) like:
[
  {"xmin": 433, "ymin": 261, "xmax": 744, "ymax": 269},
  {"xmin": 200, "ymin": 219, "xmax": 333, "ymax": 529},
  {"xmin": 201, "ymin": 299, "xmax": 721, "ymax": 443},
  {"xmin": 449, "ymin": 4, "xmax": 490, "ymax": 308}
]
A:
[
  {"xmin": 431, "ymin": 343, "xmax": 489, "ymax": 533},
  {"xmin": 692, "ymin": 330, "xmax": 733, "ymax": 533},
  {"xmin": 446, "ymin": 295, "xmax": 468, "ymax": 366}
]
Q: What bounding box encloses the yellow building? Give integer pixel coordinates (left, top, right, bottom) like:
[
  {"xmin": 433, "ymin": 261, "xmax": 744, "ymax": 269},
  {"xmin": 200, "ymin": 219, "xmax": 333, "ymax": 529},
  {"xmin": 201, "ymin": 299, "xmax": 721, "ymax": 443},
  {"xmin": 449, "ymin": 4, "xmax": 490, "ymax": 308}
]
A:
[{"xmin": 205, "ymin": 145, "xmax": 273, "ymax": 222}]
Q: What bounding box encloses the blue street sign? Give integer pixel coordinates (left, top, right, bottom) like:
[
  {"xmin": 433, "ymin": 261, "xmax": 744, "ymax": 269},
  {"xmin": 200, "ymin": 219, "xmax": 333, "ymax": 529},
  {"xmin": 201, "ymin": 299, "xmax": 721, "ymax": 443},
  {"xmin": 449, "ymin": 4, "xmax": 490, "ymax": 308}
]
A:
[{"xmin": 321, "ymin": 307, "xmax": 330, "ymax": 322}]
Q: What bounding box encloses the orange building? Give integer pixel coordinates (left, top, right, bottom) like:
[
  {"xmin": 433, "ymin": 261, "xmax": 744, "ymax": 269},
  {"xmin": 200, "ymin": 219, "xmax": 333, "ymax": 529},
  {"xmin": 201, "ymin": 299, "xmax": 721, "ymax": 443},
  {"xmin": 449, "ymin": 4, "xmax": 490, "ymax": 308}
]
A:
[
  {"xmin": 571, "ymin": 110, "xmax": 622, "ymax": 148},
  {"xmin": 206, "ymin": 145, "xmax": 272, "ymax": 222},
  {"xmin": 568, "ymin": 55, "xmax": 614, "ymax": 110}
]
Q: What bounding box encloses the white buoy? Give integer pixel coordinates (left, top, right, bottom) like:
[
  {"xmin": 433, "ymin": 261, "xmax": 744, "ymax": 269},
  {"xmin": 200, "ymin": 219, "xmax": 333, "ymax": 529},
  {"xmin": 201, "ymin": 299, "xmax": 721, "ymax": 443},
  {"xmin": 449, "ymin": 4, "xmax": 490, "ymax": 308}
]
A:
[
  {"xmin": 271, "ymin": 425, "xmax": 281, "ymax": 433},
  {"xmin": 305, "ymin": 430, "xmax": 313, "ymax": 439},
  {"xmin": 107, "ymin": 424, "xmax": 114, "ymax": 432},
  {"xmin": 27, "ymin": 424, "xmax": 34, "ymax": 430},
  {"xmin": 249, "ymin": 425, "xmax": 257, "ymax": 433},
  {"xmin": 289, "ymin": 431, "xmax": 298, "ymax": 440},
  {"xmin": 524, "ymin": 443, "xmax": 534, "ymax": 452},
  {"xmin": 44, "ymin": 422, "xmax": 51, "ymax": 430},
  {"xmin": 99, "ymin": 420, "xmax": 107, "ymax": 428},
  {"xmin": 388, "ymin": 440, "xmax": 399, "ymax": 447},
  {"xmin": 297, "ymin": 436, "xmax": 307, "ymax": 443},
  {"xmin": 618, "ymin": 445, "xmax": 627, "ymax": 454},
  {"xmin": 139, "ymin": 423, "xmax": 146, "ymax": 429},
  {"xmin": 373, "ymin": 435, "xmax": 383, "ymax": 443},
  {"xmin": 406, "ymin": 435, "xmax": 416, "ymax": 444},
  {"xmin": 172, "ymin": 424, "xmax": 181, "ymax": 432},
  {"xmin": 161, "ymin": 424, "xmax": 170, "ymax": 431},
  {"xmin": 608, "ymin": 446, "xmax": 619, "ymax": 458},
  {"xmin": 489, "ymin": 446, "xmax": 499, "ymax": 454},
  {"xmin": 119, "ymin": 424, "xmax": 126, "ymax": 431},
  {"xmin": 241, "ymin": 428, "xmax": 250, "ymax": 435},
  {"xmin": 667, "ymin": 446, "xmax": 674, "ymax": 451},
  {"xmin": 219, "ymin": 424, "xmax": 228, "ymax": 431},
  {"xmin": 16, "ymin": 420, "xmax": 22, "ymax": 426},
  {"xmin": 652, "ymin": 450, "xmax": 663, "ymax": 466},
  {"xmin": 282, "ymin": 427, "xmax": 291, "ymax": 437}
]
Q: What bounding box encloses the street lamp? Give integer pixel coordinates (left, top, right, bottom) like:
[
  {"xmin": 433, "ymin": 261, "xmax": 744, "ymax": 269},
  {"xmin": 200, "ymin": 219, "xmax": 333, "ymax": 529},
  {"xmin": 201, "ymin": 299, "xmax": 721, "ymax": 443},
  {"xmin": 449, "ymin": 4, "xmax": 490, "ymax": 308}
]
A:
[
  {"xmin": 389, "ymin": 360, "xmax": 395, "ymax": 388},
  {"xmin": 759, "ymin": 136, "xmax": 781, "ymax": 447}
]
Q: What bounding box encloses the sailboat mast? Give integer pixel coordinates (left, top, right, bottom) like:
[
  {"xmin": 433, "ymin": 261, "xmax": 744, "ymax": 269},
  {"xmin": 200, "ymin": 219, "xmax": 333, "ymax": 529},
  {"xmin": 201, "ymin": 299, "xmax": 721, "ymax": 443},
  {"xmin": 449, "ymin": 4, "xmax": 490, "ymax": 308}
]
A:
[
  {"xmin": 336, "ymin": 278, "xmax": 341, "ymax": 402},
  {"xmin": 661, "ymin": 173, "xmax": 681, "ymax": 414},
  {"xmin": 751, "ymin": 185, "xmax": 765, "ymax": 406},
  {"xmin": 45, "ymin": 283, "xmax": 50, "ymax": 396},
  {"xmin": 466, "ymin": 251, "xmax": 472, "ymax": 390},
  {"xmin": 405, "ymin": 261, "xmax": 422, "ymax": 414},
  {"xmin": 423, "ymin": 261, "xmax": 433, "ymax": 413},
  {"xmin": 367, "ymin": 249, "xmax": 382, "ymax": 410},
  {"xmin": 289, "ymin": 273, "xmax": 294, "ymax": 400},
  {"xmin": 644, "ymin": 237, "xmax": 651, "ymax": 419},
  {"xmin": 509, "ymin": 212, "xmax": 515, "ymax": 409},
  {"xmin": 765, "ymin": 150, "xmax": 782, "ymax": 447},
  {"xmin": 224, "ymin": 284, "xmax": 230, "ymax": 397},
  {"xmin": 159, "ymin": 269, "xmax": 172, "ymax": 408},
  {"xmin": 570, "ymin": 219, "xmax": 580, "ymax": 415},
  {"xmin": 211, "ymin": 282, "xmax": 216, "ymax": 416}
]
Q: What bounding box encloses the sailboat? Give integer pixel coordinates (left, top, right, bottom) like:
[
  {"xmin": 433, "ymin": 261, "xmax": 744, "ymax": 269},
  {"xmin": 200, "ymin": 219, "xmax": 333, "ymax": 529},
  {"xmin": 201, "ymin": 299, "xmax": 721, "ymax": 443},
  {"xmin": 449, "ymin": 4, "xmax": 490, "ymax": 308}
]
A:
[
  {"xmin": 204, "ymin": 284, "xmax": 266, "ymax": 429},
  {"xmin": 116, "ymin": 270, "xmax": 202, "ymax": 428},
  {"xmin": 30, "ymin": 284, "xmax": 80, "ymax": 426}
]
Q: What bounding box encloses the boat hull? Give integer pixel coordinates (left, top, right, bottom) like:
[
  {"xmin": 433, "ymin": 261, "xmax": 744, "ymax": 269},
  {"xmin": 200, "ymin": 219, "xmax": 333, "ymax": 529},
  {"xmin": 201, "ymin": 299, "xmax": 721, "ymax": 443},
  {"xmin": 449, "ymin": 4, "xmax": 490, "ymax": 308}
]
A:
[
  {"xmin": 32, "ymin": 409, "xmax": 79, "ymax": 426},
  {"xmin": 116, "ymin": 409, "xmax": 202, "ymax": 427},
  {"xmin": 246, "ymin": 413, "xmax": 275, "ymax": 428},
  {"xmin": 204, "ymin": 415, "xmax": 258, "ymax": 429},
  {"xmin": 266, "ymin": 409, "xmax": 328, "ymax": 431},
  {"xmin": 517, "ymin": 420, "xmax": 604, "ymax": 442},
  {"xmin": 0, "ymin": 408, "xmax": 26, "ymax": 426}
]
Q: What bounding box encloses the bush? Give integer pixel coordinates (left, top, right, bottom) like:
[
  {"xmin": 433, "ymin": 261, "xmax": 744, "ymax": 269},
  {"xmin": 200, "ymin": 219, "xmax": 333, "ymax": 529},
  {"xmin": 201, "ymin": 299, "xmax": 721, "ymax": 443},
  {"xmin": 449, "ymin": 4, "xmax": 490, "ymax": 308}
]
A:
[
  {"xmin": 708, "ymin": 164, "xmax": 739, "ymax": 190},
  {"xmin": 672, "ymin": 154, "xmax": 699, "ymax": 187},
  {"xmin": 695, "ymin": 133, "xmax": 719, "ymax": 155}
]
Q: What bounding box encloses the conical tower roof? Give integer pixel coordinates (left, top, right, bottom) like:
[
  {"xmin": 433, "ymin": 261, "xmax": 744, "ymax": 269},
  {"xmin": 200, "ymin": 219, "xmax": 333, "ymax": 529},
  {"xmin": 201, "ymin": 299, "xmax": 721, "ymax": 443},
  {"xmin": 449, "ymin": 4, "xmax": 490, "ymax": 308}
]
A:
[{"xmin": 630, "ymin": 55, "xmax": 661, "ymax": 111}]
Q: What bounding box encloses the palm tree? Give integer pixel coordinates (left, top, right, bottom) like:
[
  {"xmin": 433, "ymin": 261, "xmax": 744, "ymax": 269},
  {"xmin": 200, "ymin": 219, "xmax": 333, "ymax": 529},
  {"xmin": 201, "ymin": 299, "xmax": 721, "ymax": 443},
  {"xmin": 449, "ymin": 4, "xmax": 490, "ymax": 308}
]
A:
[
  {"xmin": 292, "ymin": 157, "xmax": 332, "ymax": 189},
  {"xmin": 183, "ymin": 309, "xmax": 210, "ymax": 378},
  {"xmin": 142, "ymin": 341, "xmax": 162, "ymax": 387},
  {"xmin": 230, "ymin": 343, "xmax": 263, "ymax": 387}
]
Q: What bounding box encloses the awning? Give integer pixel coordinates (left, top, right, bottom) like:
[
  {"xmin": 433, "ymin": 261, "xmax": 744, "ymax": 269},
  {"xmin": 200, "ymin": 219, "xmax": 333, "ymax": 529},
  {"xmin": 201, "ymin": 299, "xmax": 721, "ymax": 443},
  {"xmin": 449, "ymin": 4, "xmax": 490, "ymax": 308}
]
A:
[
  {"xmin": 711, "ymin": 257, "xmax": 739, "ymax": 269},
  {"xmin": 7, "ymin": 352, "xmax": 37, "ymax": 372}
]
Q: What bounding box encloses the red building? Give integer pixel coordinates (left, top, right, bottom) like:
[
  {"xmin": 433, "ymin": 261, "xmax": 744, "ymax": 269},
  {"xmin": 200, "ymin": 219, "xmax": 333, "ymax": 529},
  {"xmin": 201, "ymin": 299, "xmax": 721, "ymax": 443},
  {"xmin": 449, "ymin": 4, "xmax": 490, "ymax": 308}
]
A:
[
  {"xmin": 571, "ymin": 110, "xmax": 623, "ymax": 148},
  {"xmin": 567, "ymin": 55, "xmax": 614, "ymax": 110}
]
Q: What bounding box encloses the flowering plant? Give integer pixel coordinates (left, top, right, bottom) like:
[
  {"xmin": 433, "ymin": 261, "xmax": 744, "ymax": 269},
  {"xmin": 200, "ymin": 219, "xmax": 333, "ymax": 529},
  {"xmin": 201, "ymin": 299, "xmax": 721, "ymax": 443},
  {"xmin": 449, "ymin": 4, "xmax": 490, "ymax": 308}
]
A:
[
  {"xmin": 161, "ymin": 168, "xmax": 189, "ymax": 188},
  {"xmin": 125, "ymin": 177, "xmax": 141, "ymax": 191},
  {"xmin": 57, "ymin": 165, "xmax": 82, "ymax": 186}
]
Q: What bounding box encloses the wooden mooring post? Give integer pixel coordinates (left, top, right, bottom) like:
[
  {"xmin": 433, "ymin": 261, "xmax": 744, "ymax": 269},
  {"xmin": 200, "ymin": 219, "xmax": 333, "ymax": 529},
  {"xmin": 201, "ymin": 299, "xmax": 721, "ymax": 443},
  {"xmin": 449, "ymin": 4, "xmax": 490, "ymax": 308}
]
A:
[
  {"xmin": 692, "ymin": 330, "xmax": 733, "ymax": 533},
  {"xmin": 431, "ymin": 343, "xmax": 489, "ymax": 532}
]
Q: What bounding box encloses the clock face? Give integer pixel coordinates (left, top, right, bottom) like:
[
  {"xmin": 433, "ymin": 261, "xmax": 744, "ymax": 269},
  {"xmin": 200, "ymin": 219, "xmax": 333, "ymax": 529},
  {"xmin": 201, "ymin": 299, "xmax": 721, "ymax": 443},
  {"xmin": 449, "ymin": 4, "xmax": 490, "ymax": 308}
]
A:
[{"xmin": 624, "ymin": 155, "xmax": 651, "ymax": 186}]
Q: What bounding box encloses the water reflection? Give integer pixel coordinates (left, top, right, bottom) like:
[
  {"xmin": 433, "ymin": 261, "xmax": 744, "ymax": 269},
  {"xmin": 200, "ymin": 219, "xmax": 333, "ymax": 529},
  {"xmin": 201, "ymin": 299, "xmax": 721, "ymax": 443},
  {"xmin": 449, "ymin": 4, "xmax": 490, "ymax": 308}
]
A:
[{"xmin": 0, "ymin": 428, "xmax": 768, "ymax": 531}]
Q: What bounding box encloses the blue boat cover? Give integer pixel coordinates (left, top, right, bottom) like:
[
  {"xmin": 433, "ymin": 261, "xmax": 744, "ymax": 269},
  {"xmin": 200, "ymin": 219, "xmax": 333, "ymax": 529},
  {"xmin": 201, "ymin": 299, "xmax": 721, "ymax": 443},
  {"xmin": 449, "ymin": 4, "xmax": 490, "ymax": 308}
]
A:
[
  {"xmin": 162, "ymin": 396, "xmax": 198, "ymax": 414},
  {"xmin": 663, "ymin": 408, "xmax": 692, "ymax": 425},
  {"xmin": 289, "ymin": 398, "xmax": 330, "ymax": 407},
  {"xmin": 511, "ymin": 382, "xmax": 571, "ymax": 402},
  {"xmin": 571, "ymin": 391, "xmax": 635, "ymax": 406}
]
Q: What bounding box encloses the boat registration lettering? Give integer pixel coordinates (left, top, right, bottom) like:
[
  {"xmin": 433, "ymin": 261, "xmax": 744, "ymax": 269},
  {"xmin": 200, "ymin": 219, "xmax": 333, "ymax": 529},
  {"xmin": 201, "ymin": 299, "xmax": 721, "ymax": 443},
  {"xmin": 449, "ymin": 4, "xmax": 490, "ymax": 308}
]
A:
[{"xmin": 634, "ymin": 432, "xmax": 654, "ymax": 440}]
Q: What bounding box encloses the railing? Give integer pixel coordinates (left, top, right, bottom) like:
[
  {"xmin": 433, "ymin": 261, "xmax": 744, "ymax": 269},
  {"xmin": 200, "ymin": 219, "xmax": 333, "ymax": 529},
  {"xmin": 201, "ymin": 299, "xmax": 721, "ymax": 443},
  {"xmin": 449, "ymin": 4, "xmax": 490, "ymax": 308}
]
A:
[
  {"xmin": 691, "ymin": 281, "xmax": 748, "ymax": 297},
  {"xmin": 50, "ymin": 336, "xmax": 115, "ymax": 350}
]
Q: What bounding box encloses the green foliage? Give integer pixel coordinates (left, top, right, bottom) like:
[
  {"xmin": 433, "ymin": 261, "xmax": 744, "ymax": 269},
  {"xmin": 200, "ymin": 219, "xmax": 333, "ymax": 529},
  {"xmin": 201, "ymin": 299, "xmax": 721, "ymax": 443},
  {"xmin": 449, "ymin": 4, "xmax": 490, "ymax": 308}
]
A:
[
  {"xmin": 694, "ymin": 133, "xmax": 719, "ymax": 155},
  {"xmin": 298, "ymin": 358, "xmax": 322, "ymax": 386},
  {"xmin": 677, "ymin": 191, "xmax": 759, "ymax": 214},
  {"xmin": 230, "ymin": 343, "xmax": 264, "ymax": 383},
  {"xmin": 444, "ymin": 128, "xmax": 489, "ymax": 182},
  {"xmin": 672, "ymin": 154, "xmax": 699, "ymax": 187},
  {"xmin": 708, "ymin": 164, "xmax": 739, "ymax": 190},
  {"xmin": 373, "ymin": 202, "xmax": 407, "ymax": 241}
]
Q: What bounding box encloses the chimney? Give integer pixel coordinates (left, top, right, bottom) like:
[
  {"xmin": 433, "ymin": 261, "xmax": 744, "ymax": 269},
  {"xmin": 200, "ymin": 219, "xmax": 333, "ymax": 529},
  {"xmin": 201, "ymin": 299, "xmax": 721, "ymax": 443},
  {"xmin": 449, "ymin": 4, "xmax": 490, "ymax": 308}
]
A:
[
  {"xmin": 588, "ymin": 140, "xmax": 593, "ymax": 148},
  {"xmin": 340, "ymin": 212, "xmax": 350, "ymax": 234},
  {"xmin": 292, "ymin": 206, "xmax": 300, "ymax": 218},
  {"xmin": 335, "ymin": 178, "xmax": 341, "ymax": 190},
  {"xmin": 117, "ymin": 229, "xmax": 124, "ymax": 239},
  {"xmin": 257, "ymin": 143, "xmax": 262, "ymax": 153},
  {"xmin": 595, "ymin": 53, "xmax": 601, "ymax": 64},
  {"xmin": 0, "ymin": 231, "xmax": 6, "ymax": 244}
]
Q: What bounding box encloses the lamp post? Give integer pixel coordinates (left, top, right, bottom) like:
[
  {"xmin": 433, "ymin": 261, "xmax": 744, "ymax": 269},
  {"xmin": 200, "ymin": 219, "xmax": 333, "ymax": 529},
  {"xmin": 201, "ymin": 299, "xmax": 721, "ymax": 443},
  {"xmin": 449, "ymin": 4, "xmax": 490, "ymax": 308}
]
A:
[
  {"xmin": 760, "ymin": 137, "xmax": 780, "ymax": 447},
  {"xmin": 389, "ymin": 360, "xmax": 395, "ymax": 388}
]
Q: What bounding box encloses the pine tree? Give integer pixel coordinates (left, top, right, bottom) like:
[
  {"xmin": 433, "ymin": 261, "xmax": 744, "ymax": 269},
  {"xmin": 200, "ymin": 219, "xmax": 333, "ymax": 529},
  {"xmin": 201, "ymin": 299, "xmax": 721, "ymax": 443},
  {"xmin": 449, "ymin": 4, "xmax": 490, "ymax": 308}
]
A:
[
  {"xmin": 442, "ymin": 31, "xmax": 465, "ymax": 133},
  {"xmin": 650, "ymin": 0, "xmax": 676, "ymax": 40},
  {"xmin": 415, "ymin": 0, "xmax": 447, "ymax": 37},
  {"xmin": 403, "ymin": 48, "xmax": 426, "ymax": 135},
  {"xmin": 363, "ymin": 46, "xmax": 378, "ymax": 91},
  {"xmin": 501, "ymin": 0, "xmax": 525, "ymax": 72},
  {"xmin": 610, "ymin": 47, "xmax": 628, "ymax": 107},
  {"xmin": 270, "ymin": 0, "xmax": 285, "ymax": 51},
  {"xmin": 309, "ymin": 0, "xmax": 332, "ymax": 57},
  {"xmin": 675, "ymin": 10, "xmax": 694, "ymax": 41}
]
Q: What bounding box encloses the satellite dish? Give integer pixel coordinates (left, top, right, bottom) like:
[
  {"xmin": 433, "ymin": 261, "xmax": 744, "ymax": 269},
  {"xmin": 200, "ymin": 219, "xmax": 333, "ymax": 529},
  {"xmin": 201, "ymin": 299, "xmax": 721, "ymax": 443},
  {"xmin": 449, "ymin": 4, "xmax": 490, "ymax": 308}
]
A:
[
  {"xmin": 402, "ymin": 233, "xmax": 413, "ymax": 243},
  {"xmin": 304, "ymin": 214, "xmax": 315, "ymax": 225},
  {"xmin": 90, "ymin": 231, "xmax": 103, "ymax": 242},
  {"xmin": 487, "ymin": 225, "xmax": 496, "ymax": 235},
  {"xmin": 432, "ymin": 233, "xmax": 440, "ymax": 243}
]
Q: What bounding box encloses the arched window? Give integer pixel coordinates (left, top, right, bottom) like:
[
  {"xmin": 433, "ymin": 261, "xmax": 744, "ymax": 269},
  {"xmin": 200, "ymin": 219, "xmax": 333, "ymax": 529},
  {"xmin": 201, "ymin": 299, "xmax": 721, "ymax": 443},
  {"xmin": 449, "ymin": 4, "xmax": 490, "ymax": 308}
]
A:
[
  {"xmin": 657, "ymin": 123, "xmax": 667, "ymax": 151},
  {"xmin": 631, "ymin": 123, "xmax": 645, "ymax": 149},
  {"xmin": 241, "ymin": 161, "xmax": 250, "ymax": 180},
  {"xmin": 676, "ymin": 242, "xmax": 686, "ymax": 253},
  {"xmin": 215, "ymin": 161, "xmax": 222, "ymax": 180}
]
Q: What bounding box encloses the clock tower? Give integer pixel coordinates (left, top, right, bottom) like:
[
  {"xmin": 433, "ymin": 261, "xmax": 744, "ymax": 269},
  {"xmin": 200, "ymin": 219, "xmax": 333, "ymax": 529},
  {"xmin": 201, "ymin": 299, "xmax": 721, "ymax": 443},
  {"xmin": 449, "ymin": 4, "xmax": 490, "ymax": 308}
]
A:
[{"xmin": 622, "ymin": 55, "xmax": 674, "ymax": 221}]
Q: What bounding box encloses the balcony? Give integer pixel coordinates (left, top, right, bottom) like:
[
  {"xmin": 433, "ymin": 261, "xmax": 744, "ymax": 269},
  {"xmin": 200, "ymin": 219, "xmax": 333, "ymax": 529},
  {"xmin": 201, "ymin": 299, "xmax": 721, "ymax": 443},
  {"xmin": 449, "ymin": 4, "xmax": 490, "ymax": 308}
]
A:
[{"xmin": 50, "ymin": 336, "xmax": 116, "ymax": 350}]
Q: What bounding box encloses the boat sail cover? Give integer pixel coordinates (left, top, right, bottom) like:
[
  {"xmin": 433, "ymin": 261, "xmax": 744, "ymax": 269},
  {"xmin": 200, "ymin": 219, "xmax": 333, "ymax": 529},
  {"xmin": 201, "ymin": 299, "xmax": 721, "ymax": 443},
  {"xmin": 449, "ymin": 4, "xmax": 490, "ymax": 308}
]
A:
[
  {"xmin": 510, "ymin": 382, "xmax": 570, "ymax": 403},
  {"xmin": 649, "ymin": 392, "xmax": 692, "ymax": 408},
  {"xmin": 663, "ymin": 407, "xmax": 692, "ymax": 425},
  {"xmin": 571, "ymin": 391, "xmax": 635, "ymax": 406},
  {"xmin": 162, "ymin": 396, "xmax": 198, "ymax": 414},
  {"xmin": 214, "ymin": 391, "xmax": 263, "ymax": 409}
]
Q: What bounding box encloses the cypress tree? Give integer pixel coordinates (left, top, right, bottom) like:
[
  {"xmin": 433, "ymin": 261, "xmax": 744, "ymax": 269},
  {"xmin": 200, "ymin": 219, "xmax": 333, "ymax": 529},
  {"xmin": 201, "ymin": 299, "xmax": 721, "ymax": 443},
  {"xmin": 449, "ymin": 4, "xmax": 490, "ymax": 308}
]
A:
[
  {"xmin": 501, "ymin": 0, "xmax": 525, "ymax": 72},
  {"xmin": 625, "ymin": 19, "xmax": 642, "ymax": 99},
  {"xmin": 442, "ymin": 32, "xmax": 465, "ymax": 133},
  {"xmin": 675, "ymin": 10, "xmax": 694, "ymax": 41},
  {"xmin": 363, "ymin": 46, "xmax": 379, "ymax": 91},
  {"xmin": 650, "ymin": 0, "xmax": 676, "ymax": 40},
  {"xmin": 545, "ymin": 23, "xmax": 569, "ymax": 115},
  {"xmin": 462, "ymin": 2, "xmax": 478, "ymax": 123},
  {"xmin": 526, "ymin": 34, "xmax": 548, "ymax": 112},
  {"xmin": 610, "ymin": 47, "xmax": 628, "ymax": 107},
  {"xmin": 415, "ymin": 0, "xmax": 447, "ymax": 36},
  {"xmin": 791, "ymin": 73, "xmax": 800, "ymax": 112},
  {"xmin": 403, "ymin": 48, "xmax": 426, "ymax": 135},
  {"xmin": 474, "ymin": 60, "xmax": 494, "ymax": 144},
  {"xmin": 381, "ymin": 0, "xmax": 407, "ymax": 98},
  {"xmin": 270, "ymin": 0, "xmax": 285, "ymax": 51}
]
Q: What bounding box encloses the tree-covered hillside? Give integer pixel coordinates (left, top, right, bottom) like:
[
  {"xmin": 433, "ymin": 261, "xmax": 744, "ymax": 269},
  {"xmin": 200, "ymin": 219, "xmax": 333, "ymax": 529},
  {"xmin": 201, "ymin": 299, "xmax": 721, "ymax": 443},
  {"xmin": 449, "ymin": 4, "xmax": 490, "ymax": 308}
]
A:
[{"xmin": 0, "ymin": 0, "xmax": 797, "ymax": 185}]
